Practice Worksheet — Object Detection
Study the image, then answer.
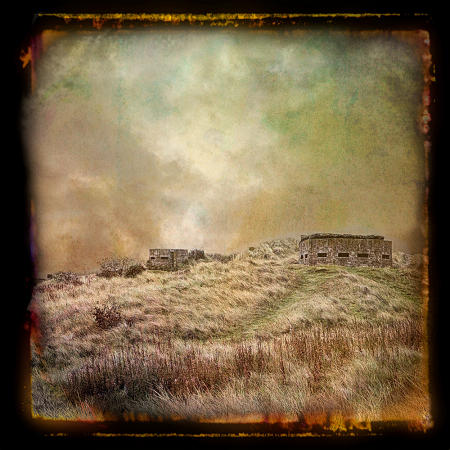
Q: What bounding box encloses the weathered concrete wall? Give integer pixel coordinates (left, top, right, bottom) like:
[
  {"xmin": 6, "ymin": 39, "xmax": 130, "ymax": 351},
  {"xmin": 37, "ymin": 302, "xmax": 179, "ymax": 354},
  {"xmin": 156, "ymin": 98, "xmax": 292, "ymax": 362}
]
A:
[
  {"xmin": 299, "ymin": 234, "xmax": 392, "ymax": 267},
  {"xmin": 147, "ymin": 249, "xmax": 189, "ymax": 270}
]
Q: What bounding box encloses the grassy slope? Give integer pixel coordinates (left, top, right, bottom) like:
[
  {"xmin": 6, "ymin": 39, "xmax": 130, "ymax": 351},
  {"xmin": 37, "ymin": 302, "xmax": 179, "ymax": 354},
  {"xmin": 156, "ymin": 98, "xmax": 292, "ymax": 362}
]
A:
[{"xmin": 29, "ymin": 241, "xmax": 428, "ymax": 422}]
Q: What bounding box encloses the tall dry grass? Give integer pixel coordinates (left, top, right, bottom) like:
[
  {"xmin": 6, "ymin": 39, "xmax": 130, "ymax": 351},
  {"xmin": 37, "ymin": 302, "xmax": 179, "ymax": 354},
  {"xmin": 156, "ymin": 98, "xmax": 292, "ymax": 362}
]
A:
[
  {"xmin": 60, "ymin": 319, "xmax": 424, "ymax": 421},
  {"xmin": 29, "ymin": 245, "xmax": 428, "ymax": 422}
]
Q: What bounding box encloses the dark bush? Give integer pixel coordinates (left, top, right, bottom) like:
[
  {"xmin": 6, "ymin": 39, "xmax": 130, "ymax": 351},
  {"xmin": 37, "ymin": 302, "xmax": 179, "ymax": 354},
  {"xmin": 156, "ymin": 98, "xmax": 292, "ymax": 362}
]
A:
[
  {"xmin": 124, "ymin": 264, "xmax": 145, "ymax": 278},
  {"xmin": 93, "ymin": 303, "xmax": 122, "ymax": 329},
  {"xmin": 97, "ymin": 257, "xmax": 145, "ymax": 278},
  {"xmin": 48, "ymin": 271, "xmax": 82, "ymax": 285},
  {"xmin": 206, "ymin": 253, "xmax": 235, "ymax": 263}
]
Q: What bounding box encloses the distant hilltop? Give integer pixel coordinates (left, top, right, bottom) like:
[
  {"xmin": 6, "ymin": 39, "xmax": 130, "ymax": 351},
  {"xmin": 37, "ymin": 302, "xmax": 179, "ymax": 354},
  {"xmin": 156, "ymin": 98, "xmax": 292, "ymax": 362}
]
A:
[{"xmin": 40, "ymin": 235, "xmax": 423, "ymax": 282}]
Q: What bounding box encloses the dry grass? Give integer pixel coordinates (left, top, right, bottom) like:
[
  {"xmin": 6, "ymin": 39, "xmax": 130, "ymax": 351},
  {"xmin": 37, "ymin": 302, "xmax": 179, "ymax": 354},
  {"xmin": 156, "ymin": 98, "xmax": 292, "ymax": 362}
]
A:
[
  {"xmin": 29, "ymin": 244, "xmax": 428, "ymax": 423},
  {"xmin": 60, "ymin": 320, "xmax": 424, "ymax": 421}
]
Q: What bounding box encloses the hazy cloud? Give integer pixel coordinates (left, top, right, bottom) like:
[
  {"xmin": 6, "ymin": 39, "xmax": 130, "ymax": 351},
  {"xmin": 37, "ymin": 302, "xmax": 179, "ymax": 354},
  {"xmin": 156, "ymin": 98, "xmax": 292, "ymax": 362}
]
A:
[{"xmin": 24, "ymin": 28, "xmax": 427, "ymax": 274}]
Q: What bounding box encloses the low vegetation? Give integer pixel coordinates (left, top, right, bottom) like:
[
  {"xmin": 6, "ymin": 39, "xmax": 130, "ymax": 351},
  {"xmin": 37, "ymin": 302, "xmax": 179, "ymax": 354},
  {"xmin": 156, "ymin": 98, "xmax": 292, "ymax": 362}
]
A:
[
  {"xmin": 97, "ymin": 257, "xmax": 145, "ymax": 278},
  {"xmin": 29, "ymin": 241, "xmax": 429, "ymax": 424},
  {"xmin": 92, "ymin": 303, "xmax": 123, "ymax": 330}
]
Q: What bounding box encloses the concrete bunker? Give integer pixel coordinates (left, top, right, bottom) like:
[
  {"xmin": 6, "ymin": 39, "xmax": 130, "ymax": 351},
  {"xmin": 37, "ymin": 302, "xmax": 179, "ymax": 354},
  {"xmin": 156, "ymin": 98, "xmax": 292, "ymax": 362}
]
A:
[
  {"xmin": 147, "ymin": 248, "xmax": 205, "ymax": 270},
  {"xmin": 299, "ymin": 233, "xmax": 392, "ymax": 267}
]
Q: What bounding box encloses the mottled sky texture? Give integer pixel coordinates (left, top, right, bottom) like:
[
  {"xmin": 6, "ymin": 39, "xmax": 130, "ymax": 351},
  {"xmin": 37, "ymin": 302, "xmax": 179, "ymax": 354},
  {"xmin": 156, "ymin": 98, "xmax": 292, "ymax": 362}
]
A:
[{"xmin": 25, "ymin": 28, "xmax": 428, "ymax": 274}]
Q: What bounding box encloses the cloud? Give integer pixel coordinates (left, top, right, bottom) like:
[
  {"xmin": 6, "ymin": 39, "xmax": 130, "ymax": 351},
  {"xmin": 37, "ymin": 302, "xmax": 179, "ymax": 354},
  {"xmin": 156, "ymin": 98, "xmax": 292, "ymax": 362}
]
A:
[{"xmin": 24, "ymin": 28, "xmax": 427, "ymax": 274}]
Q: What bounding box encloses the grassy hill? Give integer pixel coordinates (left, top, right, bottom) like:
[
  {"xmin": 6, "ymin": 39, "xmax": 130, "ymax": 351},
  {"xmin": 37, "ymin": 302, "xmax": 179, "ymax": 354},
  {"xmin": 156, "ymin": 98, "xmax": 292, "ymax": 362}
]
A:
[{"xmin": 29, "ymin": 240, "xmax": 429, "ymax": 424}]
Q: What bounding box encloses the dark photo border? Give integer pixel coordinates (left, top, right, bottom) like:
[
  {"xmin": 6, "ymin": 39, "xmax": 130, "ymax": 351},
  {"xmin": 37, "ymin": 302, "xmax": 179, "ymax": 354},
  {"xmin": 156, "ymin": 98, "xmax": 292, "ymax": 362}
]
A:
[{"xmin": 7, "ymin": 2, "xmax": 448, "ymax": 447}]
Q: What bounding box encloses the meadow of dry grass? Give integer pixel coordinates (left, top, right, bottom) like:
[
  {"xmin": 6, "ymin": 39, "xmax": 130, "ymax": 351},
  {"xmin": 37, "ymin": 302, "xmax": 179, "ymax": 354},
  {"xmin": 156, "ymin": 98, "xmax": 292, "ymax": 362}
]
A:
[{"xmin": 28, "ymin": 240, "xmax": 429, "ymax": 425}]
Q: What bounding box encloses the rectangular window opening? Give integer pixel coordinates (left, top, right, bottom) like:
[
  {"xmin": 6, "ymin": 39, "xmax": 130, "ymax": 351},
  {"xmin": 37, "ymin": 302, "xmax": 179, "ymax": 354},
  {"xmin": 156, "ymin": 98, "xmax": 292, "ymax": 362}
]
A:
[
  {"xmin": 382, "ymin": 254, "xmax": 390, "ymax": 259},
  {"xmin": 305, "ymin": 254, "xmax": 308, "ymax": 259},
  {"xmin": 338, "ymin": 252, "xmax": 349, "ymax": 257},
  {"xmin": 317, "ymin": 253, "xmax": 327, "ymax": 257},
  {"xmin": 357, "ymin": 253, "xmax": 369, "ymax": 258},
  {"xmin": 300, "ymin": 255, "xmax": 303, "ymax": 259},
  {"xmin": 160, "ymin": 256, "xmax": 169, "ymax": 259}
]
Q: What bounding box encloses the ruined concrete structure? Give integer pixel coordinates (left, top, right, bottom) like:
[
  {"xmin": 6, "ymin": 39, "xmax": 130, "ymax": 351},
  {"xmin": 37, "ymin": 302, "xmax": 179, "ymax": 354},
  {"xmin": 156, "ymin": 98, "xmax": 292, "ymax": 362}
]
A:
[
  {"xmin": 147, "ymin": 248, "xmax": 205, "ymax": 270},
  {"xmin": 147, "ymin": 249, "xmax": 189, "ymax": 270},
  {"xmin": 299, "ymin": 233, "xmax": 392, "ymax": 267}
]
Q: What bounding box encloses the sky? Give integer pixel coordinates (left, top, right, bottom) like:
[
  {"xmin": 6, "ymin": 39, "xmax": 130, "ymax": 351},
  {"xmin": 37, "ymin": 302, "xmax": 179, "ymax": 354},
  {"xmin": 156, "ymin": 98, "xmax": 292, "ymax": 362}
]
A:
[{"xmin": 24, "ymin": 27, "xmax": 429, "ymax": 275}]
